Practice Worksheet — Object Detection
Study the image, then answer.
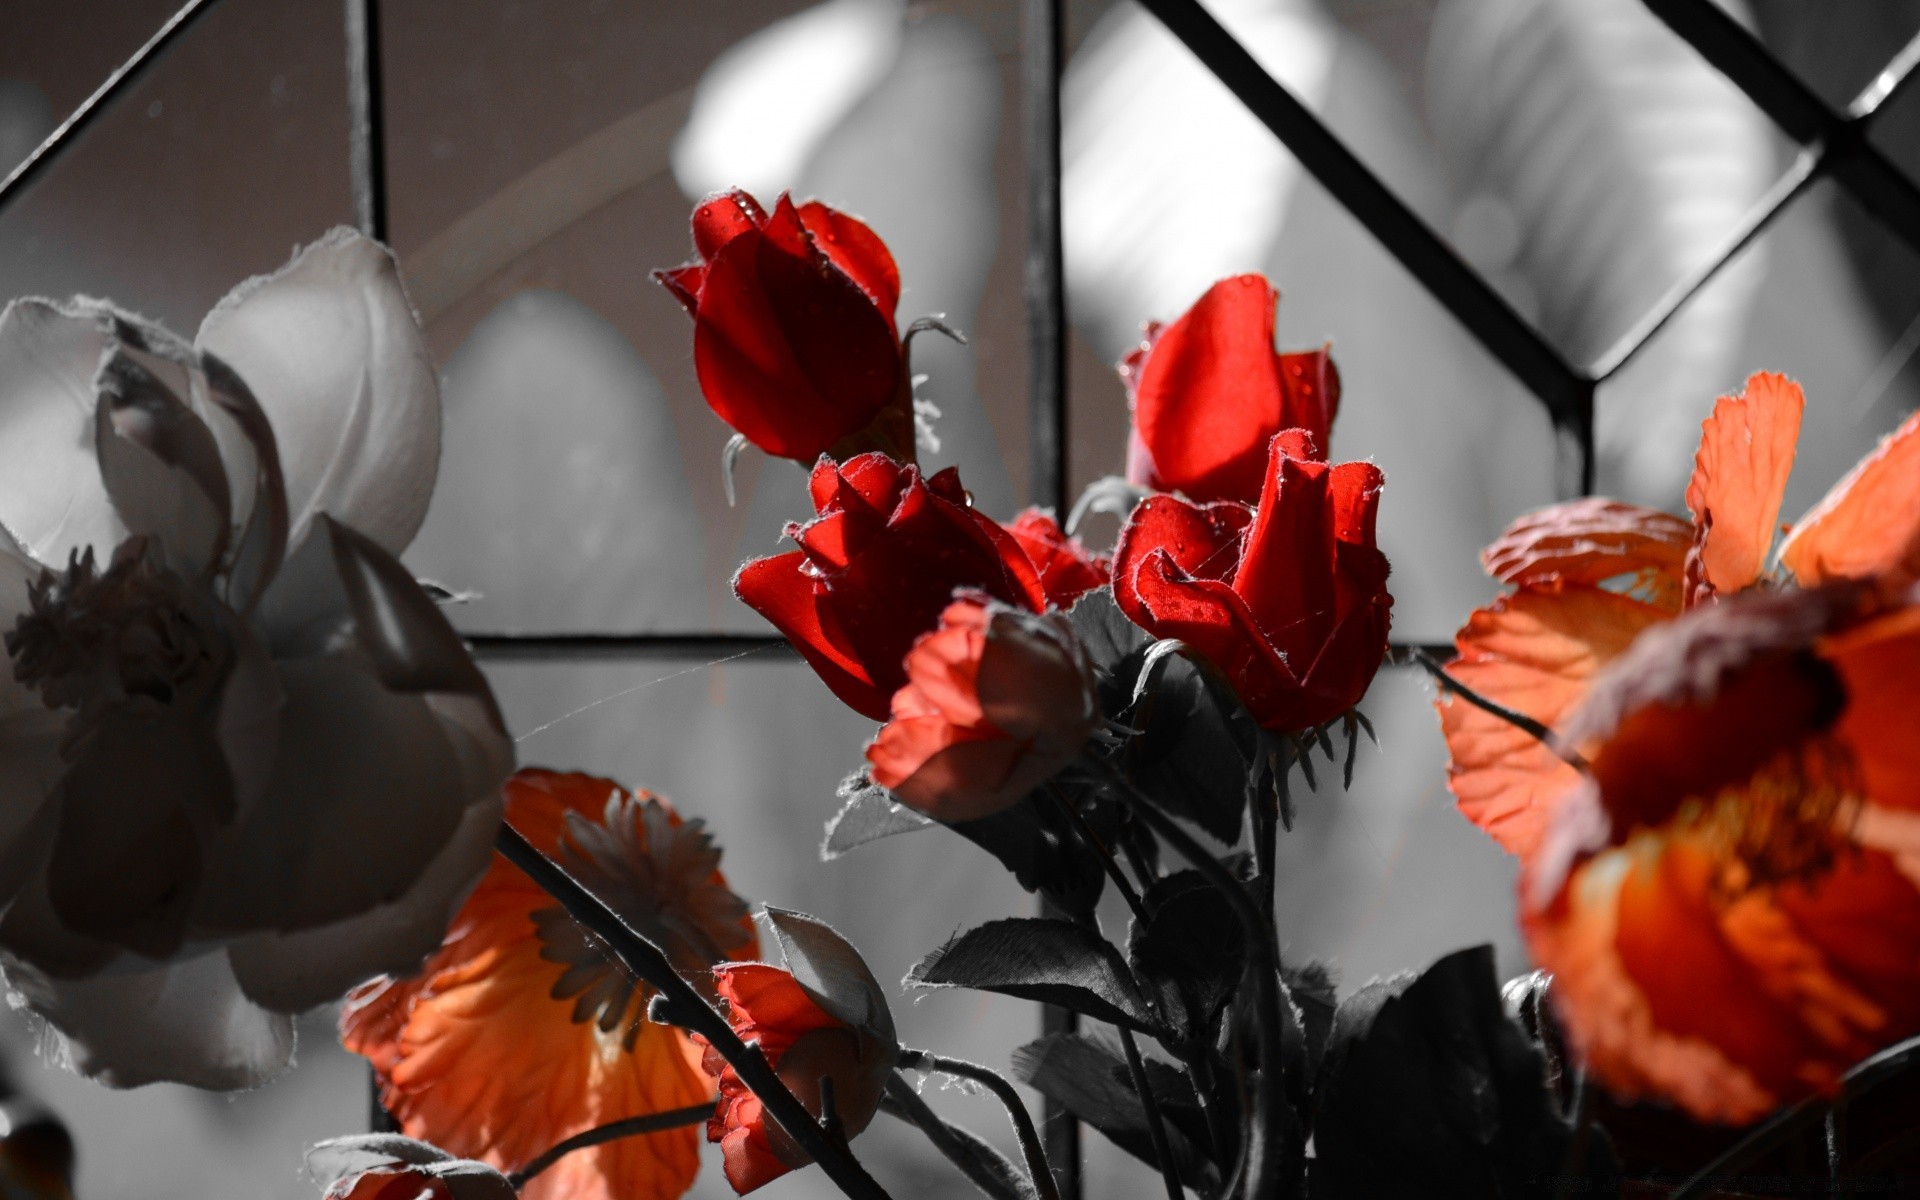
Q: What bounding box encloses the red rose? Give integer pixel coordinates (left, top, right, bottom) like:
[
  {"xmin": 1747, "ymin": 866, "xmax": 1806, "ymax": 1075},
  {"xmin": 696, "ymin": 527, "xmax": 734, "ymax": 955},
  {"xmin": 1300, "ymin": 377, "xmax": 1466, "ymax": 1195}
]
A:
[
  {"xmin": 1120, "ymin": 273, "xmax": 1340, "ymax": 504},
  {"xmin": 866, "ymin": 597, "xmax": 1097, "ymax": 821},
  {"xmin": 656, "ymin": 190, "xmax": 907, "ymax": 462},
  {"xmin": 1113, "ymin": 430, "xmax": 1391, "ymax": 731},
  {"xmin": 735, "ymin": 454, "xmax": 1048, "ymax": 720},
  {"xmin": 1006, "ymin": 508, "xmax": 1110, "ymax": 608}
]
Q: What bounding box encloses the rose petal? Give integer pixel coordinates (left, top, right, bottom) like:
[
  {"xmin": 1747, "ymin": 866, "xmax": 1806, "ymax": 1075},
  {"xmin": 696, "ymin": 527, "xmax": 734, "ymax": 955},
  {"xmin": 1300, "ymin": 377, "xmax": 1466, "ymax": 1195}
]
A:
[
  {"xmin": 1110, "ymin": 494, "xmax": 1251, "ymax": 618},
  {"xmin": 1, "ymin": 948, "xmax": 293, "ymax": 1089},
  {"xmin": 1439, "ymin": 586, "xmax": 1668, "ymax": 858},
  {"xmin": 1819, "ymin": 605, "xmax": 1920, "ymax": 811},
  {"xmin": 796, "ymin": 200, "xmax": 901, "ymax": 320},
  {"xmin": 1131, "ymin": 274, "xmax": 1302, "ymax": 503},
  {"xmin": 734, "ymin": 551, "xmax": 887, "ymax": 719},
  {"xmin": 1779, "ymin": 406, "xmax": 1920, "ymax": 588},
  {"xmin": 0, "ymin": 298, "xmax": 126, "ymax": 565},
  {"xmin": 1684, "ymin": 372, "xmax": 1803, "ymax": 598},
  {"xmin": 196, "ymin": 228, "xmax": 440, "ymax": 555},
  {"xmin": 226, "ymin": 787, "xmax": 503, "ymax": 1012}
]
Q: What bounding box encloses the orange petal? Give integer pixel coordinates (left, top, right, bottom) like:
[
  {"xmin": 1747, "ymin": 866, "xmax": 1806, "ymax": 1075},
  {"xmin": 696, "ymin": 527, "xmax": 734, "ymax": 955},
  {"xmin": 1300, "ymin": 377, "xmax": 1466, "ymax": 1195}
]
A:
[
  {"xmin": 1820, "ymin": 605, "xmax": 1920, "ymax": 811},
  {"xmin": 1684, "ymin": 372, "xmax": 1804, "ymax": 597},
  {"xmin": 1527, "ymin": 828, "xmax": 1920, "ymax": 1124},
  {"xmin": 1480, "ymin": 497, "xmax": 1690, "ymax": 612},
  {"xmin": 1440, "ymin": 585, "xmax": 1668, "ymax": 858},
  {"xmin": 343, "ymin": 770, "xmax": 754, "ymax": 1200},
  {"xmin": 1780, "ymin": 407, "xmax": 1920, "ymax": 588}
]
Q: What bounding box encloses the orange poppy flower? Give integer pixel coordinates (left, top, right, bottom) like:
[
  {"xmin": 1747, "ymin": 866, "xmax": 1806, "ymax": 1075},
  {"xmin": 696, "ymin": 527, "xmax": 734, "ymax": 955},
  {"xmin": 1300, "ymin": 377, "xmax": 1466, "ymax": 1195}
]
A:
[
  {"xmin": 1436, "ymin": 371, "xmax": 1920, "ymax": 1122},
  {"xmin": 341, "ymin": 769, "xmax": 757, "ymax": 1200}
]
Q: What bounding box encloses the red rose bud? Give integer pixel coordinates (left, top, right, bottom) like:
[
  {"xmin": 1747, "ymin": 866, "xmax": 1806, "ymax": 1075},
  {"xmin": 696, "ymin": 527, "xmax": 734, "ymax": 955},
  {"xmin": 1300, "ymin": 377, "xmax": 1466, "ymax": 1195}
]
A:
[
  {"xmin": 1120, "ymin": 273, "xmax": 1339, "ymax": 504},
  {"xmin": 307, "ymin": 1137, "xmax": 516, "ymax": 1200},
  {"xmin": 734, "ymin": 454, "xmax": 1048, "ymax": 720},
  {"xmin": 697, "ymin": 911, "xmax": 896, "ymax": 1195},
  {"xmin": 656, "ymin": 190, "xmax": 907, "ymax": 462},
  {"xmin": 867, "ymin": 597, "xmax": 1097, "ymax": 821},
  {"xmin": 1007, "ymin": 508, "xmax": 1111, "ymax": 609},
  {"xmin": 1114, "ymin": 430, "xmax": 1391, "ymax": 731}
]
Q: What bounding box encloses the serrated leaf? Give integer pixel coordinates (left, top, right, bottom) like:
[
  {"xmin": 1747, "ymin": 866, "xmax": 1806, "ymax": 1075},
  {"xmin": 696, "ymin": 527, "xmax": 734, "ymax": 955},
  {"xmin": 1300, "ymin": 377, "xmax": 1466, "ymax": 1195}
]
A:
[
  {"xmin": 906, "ymin": 918, "xmax": 1160, "ymax": 1033},
  {"xmin": 765, "ymin": 906, "xmax": 896, "ymax": 1046},
  {"xmin": 1426, "ymin": 0, "xmax": 1773, "ymax": 499},
  {"xmin": 1314, "ymin": 945, "xmax": 1620, "ymax": 1198},
  {"xmin": 1012, "ymin": 1031, "xmax": 1216, "ymax": 1188},
  {"xmin": 822, "ymin": 771, "xmax": 935, "ymax": 860},
  {"xmin": 1128, "ymin": 871, "xmax": 1246, "ymax": 1041}
]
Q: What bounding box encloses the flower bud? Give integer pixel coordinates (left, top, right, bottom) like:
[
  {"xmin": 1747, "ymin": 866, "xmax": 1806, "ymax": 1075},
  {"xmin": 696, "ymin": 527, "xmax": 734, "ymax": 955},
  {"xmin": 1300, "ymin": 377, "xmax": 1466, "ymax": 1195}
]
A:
[{"xmin": 866, "ymin": 596, "xmax": 1097, "ymax": 821}]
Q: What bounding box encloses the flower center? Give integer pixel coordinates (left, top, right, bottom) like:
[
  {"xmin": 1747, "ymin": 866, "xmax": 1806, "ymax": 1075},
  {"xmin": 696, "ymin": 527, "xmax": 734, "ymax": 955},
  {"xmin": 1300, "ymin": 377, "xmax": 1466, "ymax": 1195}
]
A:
[
  {"xmin": 531, "ymin": 795, "xmax": 750, "ymax": 1048},
  {"xmin": 5, "ymin": 539, "xmax": 229, "ymax": 722},
  {"xmin": 1686, "ymin": 738, "xmax": 1862, "ymax": 890}
]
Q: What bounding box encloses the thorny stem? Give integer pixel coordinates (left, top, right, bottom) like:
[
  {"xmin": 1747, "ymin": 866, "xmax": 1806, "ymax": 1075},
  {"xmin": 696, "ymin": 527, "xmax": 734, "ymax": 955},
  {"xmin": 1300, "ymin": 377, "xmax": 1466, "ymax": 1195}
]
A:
[
  {"xmin": 508, "ymin": 1104, "xmax": 715, "ymax": 1187},
  {"xmin": 1119, "ymin": 1026, "xmax": 1185, "ymax": 1200},
  {"xmin": 1094, "ymin": 760, "xmax": 1290, "ymax": 1200},
  {"xmin": 897, "ymin": 1048, "xmax": 1062, "ymax": 1200},
  {"xmin": 1553, "ymin": 1069, "xmax": 1593, "ymax": 1200},
  {"xmin": 881, "ymin": 1074, "xmax": 1032, "ymax": 1200},
  {"xmin": 494, "ymin": 826, "xmax": 894, "ymax": 1200}
]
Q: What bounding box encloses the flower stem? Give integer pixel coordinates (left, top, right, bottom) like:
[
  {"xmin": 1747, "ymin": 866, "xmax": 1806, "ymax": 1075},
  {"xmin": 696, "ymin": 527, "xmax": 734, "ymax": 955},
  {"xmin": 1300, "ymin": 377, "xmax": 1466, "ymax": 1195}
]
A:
[
  {"xmin": 508, "ymin": 1103, "xmax": 715, "ymax": 1187},
  {"xmin": 1046, "ymin": 783, "xmax": 1148, "ymax": 925},
  {"xmin": 1093, "ymin": 760, "xmax": 1291, "ymax": 1200},
  {"xmin": 881, "ymin": 1073, "xmax": 1034, "ymax": 1200},
  {"xmin": 495, "ymin": 825, "xmax": 894, "ymax": 1200},
  {"xmin": 897, "ymin": 1048, "xmax": 1062, "ymax": 1200},
  {"xmin": 1402, "ymin": 648, "xmax": 1585, "ymax": 766},
  {"xmin": 1118, "ymin": 1026, "xmax": 1185, "ymax": 1200}
]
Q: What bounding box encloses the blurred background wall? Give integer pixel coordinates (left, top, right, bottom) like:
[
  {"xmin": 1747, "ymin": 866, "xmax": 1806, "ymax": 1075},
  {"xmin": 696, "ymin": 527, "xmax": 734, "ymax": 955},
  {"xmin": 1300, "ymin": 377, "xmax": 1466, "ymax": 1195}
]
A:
[{"xmin": 3, "ymin": 1, "xmax": 1919, "ymax": 1196}]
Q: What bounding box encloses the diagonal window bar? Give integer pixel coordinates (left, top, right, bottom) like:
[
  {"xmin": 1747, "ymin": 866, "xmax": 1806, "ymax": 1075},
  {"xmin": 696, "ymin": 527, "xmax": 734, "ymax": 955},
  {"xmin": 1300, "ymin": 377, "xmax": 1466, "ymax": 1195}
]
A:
[
  {"xmin": 1849, "ymin": 27, "xmax": 1920, "ymax": 123},
  {"xmin": 0, "ymin": 0, "xmax": 222, "ymax": 215},
  {"xmin": 1640, "ymin": 0, "xmax": 1920, "ymax": 256},
  {"xmin": 1136, "ymin": 0, "xmax": 1598, "ymax": 497},
  {"xmin": 1588, "ymin": 147, "xmax": 1822, "ymax": 384}
]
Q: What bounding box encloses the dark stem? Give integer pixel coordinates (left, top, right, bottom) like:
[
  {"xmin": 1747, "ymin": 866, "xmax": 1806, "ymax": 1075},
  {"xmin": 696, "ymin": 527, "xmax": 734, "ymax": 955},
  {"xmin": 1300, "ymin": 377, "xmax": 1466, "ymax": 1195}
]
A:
[
  {"xmin": 494, "ymin": 826, "xmax": 893, "ymax": 1200},
  {"xmin": 1402, "ymin": 648, "xmax": 1585, "ymax": 767},
  {"xmin": 898, "ymin": 1048, "xmax": 1062, "ymax": 1200},
  {"xmin": 1048, "ymin": 784, "xmax": 1149, "ymax": 925},
  {"xmin": 1250, "ymin": 756, "xmax": 1281, "ymax": 921},
  {"xmin": 507, "ymin": 1104, "xmax": 715, "ymax": 1187},
  {"xmin": 1119, "ymin": 1026, "xmax": 1185, "ymax": 1200},
  {"xmin": 1093, "ymin": 760, "xmax": 1290, "ymax": 1200},
  {"xmin": 344, "ymin": 0, "xmax": 388, "ymax": 242},
  {"xmin": 881, "ymin": 1074, "xmax": 1033, "ymax": 1200},
  {"xmin": 1052, "ymin": 788, "xmax": 1224, "ymax": 1177}
]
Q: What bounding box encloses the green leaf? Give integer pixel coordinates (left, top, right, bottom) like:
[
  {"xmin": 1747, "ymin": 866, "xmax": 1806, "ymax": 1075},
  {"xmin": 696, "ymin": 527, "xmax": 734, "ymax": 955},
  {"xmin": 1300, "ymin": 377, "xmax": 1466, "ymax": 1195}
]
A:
[
  {"xmin": 906, "ymin": 918, "xmax": 1160, "ymax": 1034},
  {"xmin": 1313, "ymin": 945, "xmax": 1620, "ymax": 1198}
]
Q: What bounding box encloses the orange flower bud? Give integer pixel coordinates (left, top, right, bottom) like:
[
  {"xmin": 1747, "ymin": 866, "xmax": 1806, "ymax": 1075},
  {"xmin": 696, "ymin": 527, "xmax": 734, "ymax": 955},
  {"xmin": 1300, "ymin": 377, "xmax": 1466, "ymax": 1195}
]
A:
[{"xmin": 866, "ymin": 596, "xmax": 1097, "ymax": 821}]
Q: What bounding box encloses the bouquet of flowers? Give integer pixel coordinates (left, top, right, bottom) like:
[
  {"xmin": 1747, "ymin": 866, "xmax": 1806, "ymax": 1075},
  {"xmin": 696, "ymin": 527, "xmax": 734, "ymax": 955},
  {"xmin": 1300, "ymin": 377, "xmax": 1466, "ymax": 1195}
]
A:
[{"xmin": 2, "ymin": 191, "xmax": 1918, "ymax": 1200}]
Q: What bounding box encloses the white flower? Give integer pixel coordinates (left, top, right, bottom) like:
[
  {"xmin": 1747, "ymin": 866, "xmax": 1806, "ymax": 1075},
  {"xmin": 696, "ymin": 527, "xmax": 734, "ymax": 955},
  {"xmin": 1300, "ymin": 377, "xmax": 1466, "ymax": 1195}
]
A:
[{"xmin": 0, "ymin": 228, "xmax": 514, "ymax": 1090}]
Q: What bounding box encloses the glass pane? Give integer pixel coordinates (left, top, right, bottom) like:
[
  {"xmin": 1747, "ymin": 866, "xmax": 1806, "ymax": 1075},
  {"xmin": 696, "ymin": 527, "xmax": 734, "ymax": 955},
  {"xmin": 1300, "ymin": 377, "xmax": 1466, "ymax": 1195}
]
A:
[{"xmin": 0, "ymin": 1, "xmax": 353, "ymax": 332}]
